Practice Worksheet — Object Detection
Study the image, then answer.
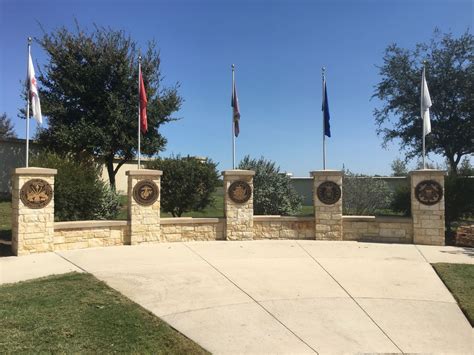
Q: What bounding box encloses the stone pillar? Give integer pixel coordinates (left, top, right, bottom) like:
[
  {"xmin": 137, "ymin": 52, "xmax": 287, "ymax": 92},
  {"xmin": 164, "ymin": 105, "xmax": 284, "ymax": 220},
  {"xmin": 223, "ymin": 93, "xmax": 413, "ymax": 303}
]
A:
[
  {"xmin": 223, "ymin": 170, "xmax": 255, "ymax": 241},
  {"xmin": 126, "ymin": 169, "xmax": 162, "ymax": 245},
  {"xmin": 311, "ymin": 170, "xmax": 343, "ymax": 240},
  {"xmin": 410, "ymin": 170, "xmax": 446, "ymax": 246},
  {"xmin": 11, "ymin": 167, "xmax": 57, "ymax": 256}
]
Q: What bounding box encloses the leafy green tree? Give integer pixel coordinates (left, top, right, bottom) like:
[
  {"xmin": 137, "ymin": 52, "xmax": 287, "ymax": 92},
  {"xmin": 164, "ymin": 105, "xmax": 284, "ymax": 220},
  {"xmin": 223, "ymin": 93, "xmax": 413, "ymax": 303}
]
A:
[
  {"xmin": 391, "ymin": 158, "xmax": 408, "ymax": 176},
  {"xmin": 35, "ymin": 23, "xmax": 182, "ymax": 189},
  {"xmin": 31, "ymin": 151, "xmax": 120, "ymax": 221},
  {"xmin": 374, "ymin": 30, "xmax": 473, "ymax": 173},
  {"xmin": 147, "ymin": 156, "xmax": 219, "ymax": 217},
  {"xmin": 458, "ymin": 157, "xmax": 474, "ymax": 176},
  {"xmin": 0, "ymin": 113, "xmax": 16, "ymax": 139},
  {"xmin": 237, "ymin": 156, "xmax": 302, "ymax": 215}
]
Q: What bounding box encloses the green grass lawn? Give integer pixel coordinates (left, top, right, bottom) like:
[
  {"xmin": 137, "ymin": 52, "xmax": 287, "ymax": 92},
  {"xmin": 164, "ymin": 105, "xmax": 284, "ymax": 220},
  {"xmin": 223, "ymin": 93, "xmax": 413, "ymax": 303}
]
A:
[
  {"xmin": 432, "ymin": 263, "xmax": 474, "ymax": 326},
  {"xmin": 0, "ymin": 273, "xmax": 209, "ymax": 353},
  {"xmin": 0, "ymin": 200, "xmax": 11, "ymax": 237},
  {"xmin": 116, "ymin": 187, "xmax": 315, "ymax": 219},
  {"xmin": 0, "ymin": 201, "xmax": 12, "ymax": 256}
]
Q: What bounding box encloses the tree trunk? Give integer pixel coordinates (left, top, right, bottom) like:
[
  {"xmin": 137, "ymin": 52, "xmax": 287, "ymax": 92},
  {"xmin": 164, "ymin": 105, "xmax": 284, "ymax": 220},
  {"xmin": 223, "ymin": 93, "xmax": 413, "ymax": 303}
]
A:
[
  {"xmin": 106, "ymin": 155, "xmax": 116, "ymax": 190},
  {"xmin": 447, "ymin": 153, "xmax": 462, "ymax": 175}
]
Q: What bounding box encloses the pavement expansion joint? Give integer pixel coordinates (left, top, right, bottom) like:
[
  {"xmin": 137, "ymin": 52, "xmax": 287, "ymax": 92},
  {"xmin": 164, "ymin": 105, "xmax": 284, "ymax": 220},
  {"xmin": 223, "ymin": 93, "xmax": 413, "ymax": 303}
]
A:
[
  {"xmin": 295, "ymin": 241, "xmax": 405, "ymax": 354},
  {"xmin": 54, "ymin": 252, "xmax": 88, "ymax": 273},
  {"xmin": 159, "ymin": 300, "xmax": 255, "ymax": 318},
  {"xmin": 184, "ymin": 243, "xmax": 320, "ymax": 354}
]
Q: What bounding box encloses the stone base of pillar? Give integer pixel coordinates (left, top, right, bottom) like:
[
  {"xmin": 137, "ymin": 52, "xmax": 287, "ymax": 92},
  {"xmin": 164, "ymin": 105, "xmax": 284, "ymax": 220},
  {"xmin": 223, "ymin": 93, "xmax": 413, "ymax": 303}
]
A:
[
  {"xmin": 223, "ymin": 170, "xmax": 255, "ymax": 241},
  {"xmin": 410, "ymin": 170, "xmax": 446, "ymax": 246},
  {"xmin": 311, "ymin": 170, "xmax": 343, "ymax": 241},
  {"xmin": 11, "ymin": 167, "xmax": 57, "ymax": 256},
  {"xmin": 126, "ymin": 169, "xmax": 162, "ymax": 245}
]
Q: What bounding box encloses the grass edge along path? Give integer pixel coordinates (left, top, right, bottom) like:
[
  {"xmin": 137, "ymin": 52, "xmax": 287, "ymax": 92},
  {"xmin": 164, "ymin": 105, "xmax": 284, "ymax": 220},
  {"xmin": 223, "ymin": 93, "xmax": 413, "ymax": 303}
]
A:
[
  {"xmin": 432, "ymin": 263, "xmax": 474, "ymax": 327},
  {"xmin": 0, "ymin": 272, "xmax": 209, "ymax": 354}
]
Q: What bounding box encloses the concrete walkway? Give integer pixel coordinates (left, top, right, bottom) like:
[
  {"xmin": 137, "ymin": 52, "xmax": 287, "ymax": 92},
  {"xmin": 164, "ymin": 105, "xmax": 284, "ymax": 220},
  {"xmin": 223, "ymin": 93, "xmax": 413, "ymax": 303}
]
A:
[{"xmin": 1, "ymin": 241, "xmax": 473, "ymax": 354}]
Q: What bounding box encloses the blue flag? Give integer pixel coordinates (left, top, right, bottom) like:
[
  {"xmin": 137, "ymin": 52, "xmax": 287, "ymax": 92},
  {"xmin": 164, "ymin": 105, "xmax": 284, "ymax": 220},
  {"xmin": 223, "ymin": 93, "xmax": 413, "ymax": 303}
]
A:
[
  {"xmin": 322, "ymin": 79, "xmax": 331, "ymax": 137},
  {"xmin": 231, "ymin": 81, "xmax": 240, "ymax": 137}
]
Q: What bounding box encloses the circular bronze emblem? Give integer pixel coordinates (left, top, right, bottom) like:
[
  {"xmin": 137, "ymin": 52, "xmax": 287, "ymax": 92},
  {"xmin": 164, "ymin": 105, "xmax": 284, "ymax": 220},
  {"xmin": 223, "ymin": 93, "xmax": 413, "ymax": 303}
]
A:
[
  {"xmin": 20, "ymin": 179, "xmax": 53, "ymax": 209},
  {"xmin": 317, "ymin": 181, "xmax": 341, "ymax": 205},
  {"xmin": 228, "ymin": 180, "xmax": 252, "ymax": 204},
  {"xmin": 415, "ymin": 180, "xmax": 443, "ymax": 205},
  {"xmin": 133, "ymin": 179, "xmax": 159, "ymax": 206}
]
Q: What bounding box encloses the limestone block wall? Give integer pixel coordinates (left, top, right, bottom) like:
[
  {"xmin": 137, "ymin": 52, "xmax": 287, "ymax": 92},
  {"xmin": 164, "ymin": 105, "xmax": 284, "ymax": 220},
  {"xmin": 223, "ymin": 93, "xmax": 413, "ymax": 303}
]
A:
[
  {"xmin": 160, "ymin": 218, "xmax": 225, "ymax": 242},
  {"xmin": 127, "ymin": 169, "xmax": 162, "ymax": 245},
  {"xmin": 410, "ymin": 170, "xmax": 446, "ymax": 246},
  {"xmin": 11, "ymin": 168, "xmax": 57, "ymax": 256},
  {"xmin": 54, "ymin": 221, "xmax": 130, "ymax": 250},
  {"xmin": 223, "ymin": 170, "xmax": 255, "ymax": 241},
  {"xmin": 343, "ymin": 216, "xmax": 413, "ymax": 244},
  {"xmin": 311, "ymin": 170, "xmax": 343, "ymax": 240},
  {"xmin": 253, "ymin": 216, "xmax": 315, "ymax": 240}
]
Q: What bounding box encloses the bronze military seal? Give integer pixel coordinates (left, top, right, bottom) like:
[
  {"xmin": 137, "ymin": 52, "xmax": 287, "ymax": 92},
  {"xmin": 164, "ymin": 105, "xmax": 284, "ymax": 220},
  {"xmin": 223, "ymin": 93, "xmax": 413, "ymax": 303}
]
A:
[
  {"xmin": 415, "ymin": 180, "xmax": 443, "ymax": 205},
  {"xmin": 20, "ymin": 179, "xmax": 53, "ymax": 209},
  {"xmin": 316, "ymin": 181, "xmax": 341, "ymax": 205},
  {"xmin": 133, "ymin": 179, "xmax": 159, "ymax": 206},
  {"xmin": 228, "ymin": 180, "xmax": 252, "ymax": 204}
]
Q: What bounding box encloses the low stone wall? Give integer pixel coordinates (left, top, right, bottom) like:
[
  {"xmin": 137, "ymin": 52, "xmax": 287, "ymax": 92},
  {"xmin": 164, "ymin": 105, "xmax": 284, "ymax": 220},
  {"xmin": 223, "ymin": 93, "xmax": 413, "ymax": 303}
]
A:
[
  {"xmin": 343, "ymin": 216, "xmax": 413, "ymax": 244},
  {"xmin": 54, "ymin": 221, "xmax": 130, "ymax": 251},
  {"xmin": 11, "ymin": 167, "xmax": 447, "ymax": 256},
  {"xmin": 33, "ymin": 214, "xmax": 417, "ymax": 252},
  {"xmin": 160, "ymin": 218, "xmax": 225, "ymax": 242},
  {"xmin": 253, "ymin": 216, "xmax": 315, "ymax": 240}
]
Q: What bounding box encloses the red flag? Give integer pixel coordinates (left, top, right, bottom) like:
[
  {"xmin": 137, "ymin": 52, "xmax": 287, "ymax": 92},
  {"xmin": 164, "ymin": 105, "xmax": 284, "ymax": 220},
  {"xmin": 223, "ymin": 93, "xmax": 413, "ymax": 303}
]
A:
[{"xmin": 139, "ymin": 70, "xmax": 148, "ymax": 133}]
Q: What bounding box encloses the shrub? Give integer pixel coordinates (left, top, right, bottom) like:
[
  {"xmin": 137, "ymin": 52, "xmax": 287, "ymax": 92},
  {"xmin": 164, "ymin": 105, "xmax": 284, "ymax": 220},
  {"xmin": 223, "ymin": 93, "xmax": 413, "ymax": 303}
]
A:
[
  {"xmin": 343, "ymin": 172, "xmax": 393, "ymax": 215},
  {"xmin": 237, "ymin": 156, "xmax": 302, "ymax": 215},
  {"xmin": 390, "ymin": 183, "xmax": 411, "ymax": 216},
  {"xmin": 388, "ymin": 173, "xmax": 474, "ymax": 236},
  {"xmin": 146, "ymin": 156, "xmax": 219, "ymax": 217},
  {"xmin": 30, "ymin": 152, "xmax": 120, "ymax": 221},
  {"xmin": 445, "ymin": 174, "xmax": 474, "ymax": 231}
]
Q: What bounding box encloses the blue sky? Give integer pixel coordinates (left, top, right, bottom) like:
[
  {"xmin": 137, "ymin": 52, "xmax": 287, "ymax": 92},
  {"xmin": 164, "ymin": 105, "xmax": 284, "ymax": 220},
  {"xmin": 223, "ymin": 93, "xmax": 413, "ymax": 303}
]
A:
[{"xmin": 0, "ymin": 0, "xmax": 472, "ymax": 175}]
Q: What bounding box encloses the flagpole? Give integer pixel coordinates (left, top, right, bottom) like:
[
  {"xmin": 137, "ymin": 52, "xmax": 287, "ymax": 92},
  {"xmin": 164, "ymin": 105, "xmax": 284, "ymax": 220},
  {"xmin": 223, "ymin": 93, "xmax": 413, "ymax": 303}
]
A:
[
  {"xmin": 421, "ymin": 63, "xmax": 426, "ymax": 170},
  {"xmin": 232, "ymin": 64, "xmax": 236, "ymax": 170},
  {"xmin": 26, "ymin": 37, "xmax": 32, "ymax": 168},
  {"xmin": 138, "ymin": 55, "xmax": 141, "ymax": 170},
  {"xmin": 322, "ymin": 67, "xmax": 326, "ymax": 170}
]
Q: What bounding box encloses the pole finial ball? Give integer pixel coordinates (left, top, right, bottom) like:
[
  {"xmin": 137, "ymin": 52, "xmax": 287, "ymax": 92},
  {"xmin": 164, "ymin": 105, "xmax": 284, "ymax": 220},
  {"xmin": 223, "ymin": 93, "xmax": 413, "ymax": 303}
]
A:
[{"xmin": 28, "ymin": 37, "xmax": 32, "ymax": 43}]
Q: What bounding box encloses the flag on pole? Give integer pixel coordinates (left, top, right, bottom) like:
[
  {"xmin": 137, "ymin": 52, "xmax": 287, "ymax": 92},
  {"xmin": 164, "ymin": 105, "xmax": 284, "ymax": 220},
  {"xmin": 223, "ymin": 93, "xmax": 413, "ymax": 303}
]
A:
[
  {"xmin": 139, "ymin": 69, "xmax": 148, "ymax": 133},
  {"xmin": 231, "ymin": 81, "xmax": 240, "ymax": 137},
  {"xmin": 27, "ymin": 52, "xmax": 42, "ymax": 124},
  {"xmin": 322, "ymin": 78, "xmax": 331, "ymax": 137},
  {"xmin": 421, "ymin": 67, "xmax": 432, "ymax": 136}
]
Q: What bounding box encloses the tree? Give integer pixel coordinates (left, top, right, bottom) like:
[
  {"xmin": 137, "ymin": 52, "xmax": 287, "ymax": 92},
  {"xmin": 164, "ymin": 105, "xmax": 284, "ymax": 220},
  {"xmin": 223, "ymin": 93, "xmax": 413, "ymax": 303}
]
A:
[
  {"xmin": 0, "ymin": 113, "xmax": 16, "ymax": 139},
  {"xmin": 374, "ymin": 30, "xmax": 473, "ymax": 174},
  {"xmin": 35, "ymin": 23, "xmax": 182, "ymax": 188},
  {"xmin": 458, "ymin": 157, "xmax": 474, "ymax": 176},
  {"xmin": 31, "ymin": 151, "xmax": 121, "ymax": 221},
  {"xmin": 147, "ymin": 156, "xmax": 219, "ymax": 217},
  {"xmin": 391, "ymin": 158, "xmax": 408, "ymax": 176},
  {"xmin": 237, "ymin": 156, "xmax": 302, "ymax": 215}
]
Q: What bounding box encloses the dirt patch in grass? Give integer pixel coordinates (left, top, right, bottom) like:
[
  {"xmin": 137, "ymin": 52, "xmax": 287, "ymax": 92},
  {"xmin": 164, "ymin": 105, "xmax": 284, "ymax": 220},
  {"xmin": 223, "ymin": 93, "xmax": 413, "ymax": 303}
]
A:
[
  {"xmin": 432, "ymin": 263, "xmax": 474, "ymax": 326},
  {"xmin": 0, "ymin": 273, "xmax": 209, "ymax": 353}
]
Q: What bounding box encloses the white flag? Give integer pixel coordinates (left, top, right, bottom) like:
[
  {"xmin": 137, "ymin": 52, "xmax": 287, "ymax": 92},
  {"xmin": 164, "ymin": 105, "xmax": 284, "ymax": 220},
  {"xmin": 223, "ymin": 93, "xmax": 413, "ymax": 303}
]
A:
[
  {"xmin": 421, "ymin": 67, "xmax": 431, "ymax": 136},
  {"xmin": 28, "ymin": 52, "xmax": 42, "ymax": 124}
]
